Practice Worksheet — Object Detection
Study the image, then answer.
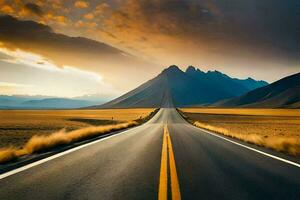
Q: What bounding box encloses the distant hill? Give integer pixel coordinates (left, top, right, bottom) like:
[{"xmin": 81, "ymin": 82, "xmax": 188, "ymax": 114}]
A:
[
  {"xmin": 215, "ymin": 72, "xmax": 300, "ymax": 108},
  {"xmin": 20, "ymin": 98, "xmax": 94, "ymax": 109},
  {"xmin": 95, "ymin": 65, "xmax": 267, "ymax": 108},
  {"xmin": 0, "ymin": 95, "xmax": 108, "ymax": 109},
  {"xmin": 0, "ymin": 95, "xmax": 49, "ymax": 108}
]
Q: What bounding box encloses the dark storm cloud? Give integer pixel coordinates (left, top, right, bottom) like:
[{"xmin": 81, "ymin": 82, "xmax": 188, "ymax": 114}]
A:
[
  {"xmin": 110, "ymin": 0, "xmax": 300, "ymax": 64},
  {"xmin": 0, "ymin": 15, "xmax": 158, "ymax": 89},
  {"xmin": 0, "ymin": 15, "xmax": 125, "ymax": 57},
  {"xmin": 113, "ymin": 0, "xmax": 218, "ymax": 35},
  {"xmin": 24, "ymin": 3, "xmax": 44, "ymax": 17},
  {"xmin": 214, "ymin": 0, "xmax": 300, "ymax": 60}
]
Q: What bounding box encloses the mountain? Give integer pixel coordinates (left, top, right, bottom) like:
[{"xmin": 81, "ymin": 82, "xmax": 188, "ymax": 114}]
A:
[
  {"xmin": 233, "ymin": 77, "xmax": 268, "ymax": 91},
  {"xmin": 93, "ymin": 71, "xmax": 169, "ymax": 108},
  {"xmin": 20, "ymin": 98, "xmax": 95, "ymax": 109},
  {"xmin": 0, "ymin": 95, "xmax": 107, "ymax": 109},
  {"xmin": 0, "ymin": 95, "xmax": 50, "ymax": 107},
  {"xmin": 215, "ymin": 72, "xmax": 300, "ymax": 108},
  {"xmin": 73, "ymin": 94, "xmax": 113, "ymax": 104},
  {"xmin": 96, "ymin": 65, "xmax": 267, "ymax": 108}
]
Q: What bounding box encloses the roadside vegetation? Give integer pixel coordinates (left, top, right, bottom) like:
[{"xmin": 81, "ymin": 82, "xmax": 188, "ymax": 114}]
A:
[
  {"xmin": 180, "ymin": 108, "xmax": 300, "ymax": 155},
  {"xmin": 0, "ymin": 109, "xmax": 158, "ymax": 164},
  {"xmin": 0, "ymin": 109, "xmax": 155, "ymax": 148}
]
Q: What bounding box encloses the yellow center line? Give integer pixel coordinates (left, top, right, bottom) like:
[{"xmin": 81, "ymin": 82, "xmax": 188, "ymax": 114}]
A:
[
  {"xmin": 158, "ymin": 125, "xmax": 182, "ymax": 200},
  {"xmin": 158, "ymin": 125, "xmax": 168, "ymax": 200},
  {"xmin": 166, "ymin": 127, "xmax": 182, "ymax": 200}
]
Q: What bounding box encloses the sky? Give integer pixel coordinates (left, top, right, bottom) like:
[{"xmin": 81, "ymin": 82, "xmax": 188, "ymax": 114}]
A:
[{"xmin": 0, "ymin": 0, "xmax": 299, "ymax": 98}]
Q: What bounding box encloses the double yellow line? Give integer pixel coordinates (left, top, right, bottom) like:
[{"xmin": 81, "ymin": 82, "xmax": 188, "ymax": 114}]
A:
[{"xmin": 158, "ymin": 125, "xmax": 181, "ymax": 200}]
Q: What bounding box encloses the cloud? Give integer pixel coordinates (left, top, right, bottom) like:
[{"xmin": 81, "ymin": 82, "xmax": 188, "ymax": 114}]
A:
[
  {"xmin": 49, "ymin": 0, "xmax": 63, "ymax": 9},
  {"xmin": 0, "ymin": 81, "xmax": 33, "ymax": 95},
  {"xmin": 84, "ymin": 13, "xmax": 94, "ymax": 20},
  {"xmin": 0, "ymin": 50, "xmax": 120, "ymax": 97},
  {"xmin": 0, "ymin": 5, "xmax": 15, "ymax": 14},
  {"xmin": 1, "ymin": 0, "xmax": 299, "ymax": 69},
  {"xmin": 74, "ymin": 1, "xmax": 89, "ymax": 9},
  {"xmin": 0, "ymin": 81, "xmax": 32, "ymax": 88},
  {"xmin": 0, "ymin": 46, "xmax": 103, "ymax": 83},
  {"xmin": 24, "ymin": 3, "xmax": 44, "ymax": 17},
  {"xmin": 94, "ymin": 3, "xmax": 110, "ymax": 16},
  {"xmin": 43, "ymin": 13, "xmax": 67, "ymax": 25},
  {"xmin": 0, "ymin": 15, "xmax": 122, "ymax": 60},
  {"xmin": 0, "ymin": 1, "xmax": 67, "ymax": 26},
  {"xmin": 0, "ymin": 0, "xmax": 299, "ymax": 84},
  {"xmin": 98, "ymin": 0, "xmax": 300, "ymax": 67},
  {"xmin": 75, "ymin": 20, "xmax": 97, "ymax": 28},
  {"xmin": 0, "ymin": 15, "xmax": 159, "ymax": 90}
]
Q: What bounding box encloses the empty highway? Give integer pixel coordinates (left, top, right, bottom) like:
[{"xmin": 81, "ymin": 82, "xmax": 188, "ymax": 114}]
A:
[{"xmin": 0, "ymin": 109, "xmax": 299, "ymax": 200}]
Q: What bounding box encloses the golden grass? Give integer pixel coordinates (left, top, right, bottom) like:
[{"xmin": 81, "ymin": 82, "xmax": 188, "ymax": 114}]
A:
[
  {"xmin": 0, "ymin": 108, "xmax": 158, "ymax": 164},
  {"xmin": 0, "ymin": 147, "xmax": 18, "ymax": 163},
  {"xmin": 0, "ymin": 109, "xmax": 154, "ymax": 147},
  {"xmin": 0, "ymin": 121, "xmax": 137, "ymax": 164},
  {"xmin": 180, "ymin": 108, "xmax": 300, "ymax": 155},
  {"xmin": 193, "ymin": 121, "xmax": 300, "ymax": 155}
]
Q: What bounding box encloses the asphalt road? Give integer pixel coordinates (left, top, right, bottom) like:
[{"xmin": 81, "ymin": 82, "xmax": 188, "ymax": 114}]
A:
[{"xmin": 0, "ymin": 108, "xmax": 299, "ymax": 200}]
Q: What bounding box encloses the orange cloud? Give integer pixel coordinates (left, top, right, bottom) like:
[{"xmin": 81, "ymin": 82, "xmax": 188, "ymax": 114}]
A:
[
  {"xmin": 0, "ymin": 5, "xmax": 15, "ymax": 14},
  {"xmin": 74, "ymin": 1, "xmax": 89, "ymax": 9},
  {"xmin": 50, "ymin": 0, "xmax": 63, "ymax": 9},
  {"xmin": 75, "ymin": 20, "xmax": 97, "ymax": 29},
  {"xmin": 42, "ymin": 13, "xmax": 67, "ymax": 25},
  {"xmin": 94, "ymin": 3, "xmax": 110, "ymax": 15},
  {"xmin": 84, "ymin": 13, "xmax": 94, "ymax": 20}
]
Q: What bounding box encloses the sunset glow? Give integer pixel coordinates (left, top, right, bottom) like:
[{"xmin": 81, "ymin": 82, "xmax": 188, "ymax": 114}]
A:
[{"xmin": 0, "ymin": 0, "xmax": 299, "ymax": 98}]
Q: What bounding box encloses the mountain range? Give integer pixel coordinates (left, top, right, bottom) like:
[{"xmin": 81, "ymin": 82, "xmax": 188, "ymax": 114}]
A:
[
  {"xmin": 215, "ymin": 72, "xmax": 300, "ymax": 108},
  {"xmin": 4, "ymin": 66, "xmax": 298, "ymax": 109},
  {"xmin": 96, "ymin": 66, "xmax": 268, "ymax": 108},
  {"xmin": 0, "ymin": 95, "xmax": 111, "ymax": 109}
]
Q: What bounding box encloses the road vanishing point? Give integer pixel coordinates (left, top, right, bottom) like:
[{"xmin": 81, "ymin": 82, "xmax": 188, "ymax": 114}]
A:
[{"xmin": 0, "ymin": 108, "xmax": 299, "ymax": 200}]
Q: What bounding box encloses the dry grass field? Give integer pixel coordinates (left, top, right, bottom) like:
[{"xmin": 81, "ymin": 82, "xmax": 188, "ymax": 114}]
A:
[
  {"xmin": 181, "ymin": 108, "xmax": 300, "ymax": 155},
  {"xmin": 0, "ymin": 109, "xmax": 154, "ymax": 148},
  {"xmin": 0, "ymin": 109, "xmax": 156, "ymax": 163}
]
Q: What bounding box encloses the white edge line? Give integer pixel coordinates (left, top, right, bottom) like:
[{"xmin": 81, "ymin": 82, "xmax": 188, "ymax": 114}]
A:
[
  {"xmin": 0, "ymin": 126, "xmax": 142, "ymax": 180},
  {"xmin": 197, "ymin": 127, "xmax": 300, "ymax": 168}
]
